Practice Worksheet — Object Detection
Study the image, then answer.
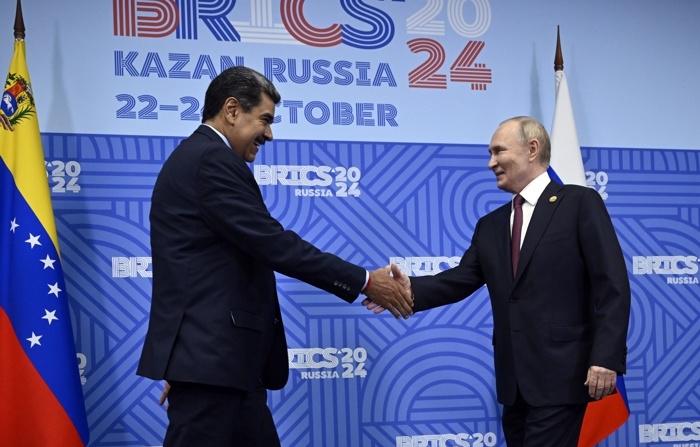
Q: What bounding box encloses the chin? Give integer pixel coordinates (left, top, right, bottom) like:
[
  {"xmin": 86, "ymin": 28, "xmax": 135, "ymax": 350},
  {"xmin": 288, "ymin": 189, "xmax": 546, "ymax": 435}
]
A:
[{"xmin": 498, "ymin": 183, "xmax": 513, "ymax": 193}]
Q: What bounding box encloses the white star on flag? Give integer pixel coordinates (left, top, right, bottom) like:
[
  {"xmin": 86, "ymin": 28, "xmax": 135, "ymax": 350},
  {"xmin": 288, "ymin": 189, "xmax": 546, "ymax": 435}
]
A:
[
  {"xmin": 48, "ymin": 282, "xmax": 62, "ymax": 297},
  {"xmin": 40, "ymin": 254, "xmax": 56, "ymax": 269},
  {"xmin": 42, "ymin": 309, "xmax": 59, "ymax": 325},
  {"xmin": 25, "ymin": 233, "xmax": 42, "ymax": 248},
  {"xmin": 9, "ymin": 218, "xmax": 19, "ymax": 233},
  {"xmin": 26, "ymin": 332, "xmax": 43, "ymax": 348}
]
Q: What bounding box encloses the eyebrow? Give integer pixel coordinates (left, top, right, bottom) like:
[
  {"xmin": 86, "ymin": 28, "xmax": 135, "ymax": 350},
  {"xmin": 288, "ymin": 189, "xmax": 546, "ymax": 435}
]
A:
[{"xmin": 488, "ymin": 145, "xmax": 504, "ymax": 154}]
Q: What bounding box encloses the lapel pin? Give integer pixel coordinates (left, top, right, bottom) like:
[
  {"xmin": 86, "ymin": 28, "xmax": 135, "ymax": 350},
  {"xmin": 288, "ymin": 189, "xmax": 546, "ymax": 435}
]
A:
[{"xmin": 549, "ymin": 196, "xmax": 557, "ymax": 202}]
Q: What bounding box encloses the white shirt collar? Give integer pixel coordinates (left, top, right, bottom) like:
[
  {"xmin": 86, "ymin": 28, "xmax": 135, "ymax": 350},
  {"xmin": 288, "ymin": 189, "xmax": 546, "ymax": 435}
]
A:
[
  {"xmin": 203, "ymin": 123, "xmax": 231, "ymax": 149},
  {"xmin": 515, "ymin": 171, "xmax": 551, "ymax": 206}
]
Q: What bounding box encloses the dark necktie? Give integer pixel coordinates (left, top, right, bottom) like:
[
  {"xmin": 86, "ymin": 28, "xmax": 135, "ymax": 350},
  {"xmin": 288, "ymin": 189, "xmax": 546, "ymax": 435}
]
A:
[{"xmin": 511, "ymin": 194, "xmax": 524, "ymax": 277}]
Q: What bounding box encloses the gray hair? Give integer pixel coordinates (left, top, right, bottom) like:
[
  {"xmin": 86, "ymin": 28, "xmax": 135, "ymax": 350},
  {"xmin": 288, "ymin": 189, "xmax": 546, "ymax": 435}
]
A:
[{"xmin": 501, "ymin": 116, "xmax": 551, "ymax": 166}]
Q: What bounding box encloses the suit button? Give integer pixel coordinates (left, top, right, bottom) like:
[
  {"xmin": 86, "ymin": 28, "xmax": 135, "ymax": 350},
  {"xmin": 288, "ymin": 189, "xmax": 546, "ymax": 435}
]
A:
[{"xmin": 334, "ymin": 281, "xmax": 339, "ymax": 286}]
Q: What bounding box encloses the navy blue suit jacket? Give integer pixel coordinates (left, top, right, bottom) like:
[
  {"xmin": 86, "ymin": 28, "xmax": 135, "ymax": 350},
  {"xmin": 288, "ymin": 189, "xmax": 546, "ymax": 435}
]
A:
[
  {"xmin": 411, "ymin": 181, "xmax": 630, "ymax": 406},
  {"xmin": 137, "ymin": 125, "xmax": 366, "ymax": 391}
]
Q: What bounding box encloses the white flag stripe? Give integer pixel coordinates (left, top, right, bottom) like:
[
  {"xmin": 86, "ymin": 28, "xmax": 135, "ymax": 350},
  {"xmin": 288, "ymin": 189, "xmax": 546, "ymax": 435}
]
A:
[{"xmin": 550, "ymin": 70, "xmax": 587, "ymax": 186}]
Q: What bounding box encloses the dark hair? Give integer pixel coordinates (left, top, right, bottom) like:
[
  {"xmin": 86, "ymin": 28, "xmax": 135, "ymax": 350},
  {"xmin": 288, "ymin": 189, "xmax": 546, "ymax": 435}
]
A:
[{"xmin": 201, "ymin": 66, "xmax": 281, "ymax": 122}]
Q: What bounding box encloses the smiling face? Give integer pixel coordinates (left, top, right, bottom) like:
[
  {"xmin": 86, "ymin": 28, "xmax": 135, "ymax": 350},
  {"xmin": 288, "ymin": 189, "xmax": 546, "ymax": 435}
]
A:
[
  {"xmin": 221, "ymin": 93, "xmax": 276, "ymax": 163},
  {"xmin": 487, "ymin": 120, "xmax": 543, "ymax": 194}
]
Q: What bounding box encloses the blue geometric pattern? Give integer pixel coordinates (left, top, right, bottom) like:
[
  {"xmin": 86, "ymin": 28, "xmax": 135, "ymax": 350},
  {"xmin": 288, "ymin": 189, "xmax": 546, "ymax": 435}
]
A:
[{"xmin": 42, "ymin": 133, "xmax": 700, "ymax": 446}]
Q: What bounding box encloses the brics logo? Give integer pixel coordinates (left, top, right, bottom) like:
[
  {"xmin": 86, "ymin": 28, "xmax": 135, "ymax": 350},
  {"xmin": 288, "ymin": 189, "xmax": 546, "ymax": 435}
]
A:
[
  {"xmin": 111, "ymin": 0, "xmax": 493, "ymax": 90},
  {"xmin": 112, "ymin": 0, "xmax": 403, "ymax": 49},
  {"xmin": 288, "ymin": 347, "xmax": 368, "ymax": 380},
  {"xmin": 632, "ymin": 256, "xmax": 698, "ymax": 275},
  {"xmin": 255, "ymin": 165, "xmax": 362, "ymax": 198},
  {"xmin": 639, "ymin": 422, "xmax": 700, "ymax": 443},
  {"xmin": 396, "ymin": 432, "xmax": 497, "ymax": 447},
  {"xmin": 632, "ymin": 256, "xmax": 699, "ymax": 285}
]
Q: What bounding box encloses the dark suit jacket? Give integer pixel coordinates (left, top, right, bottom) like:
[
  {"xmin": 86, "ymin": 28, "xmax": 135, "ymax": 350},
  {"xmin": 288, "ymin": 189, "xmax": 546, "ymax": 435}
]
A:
[
  {"xmin": 137, "ymin": 125, "xmax": 366, "ymax": 391},
  {"xmin": 411, "ymin": 181, "xmax": 630, "ymax": 407}
]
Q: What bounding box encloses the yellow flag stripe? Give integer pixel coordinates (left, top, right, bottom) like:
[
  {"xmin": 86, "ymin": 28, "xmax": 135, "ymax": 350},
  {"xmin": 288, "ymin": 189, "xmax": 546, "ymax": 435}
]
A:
[{"xmin": 0, "ymin": 40, "xmax": 59, "ymax": 250}]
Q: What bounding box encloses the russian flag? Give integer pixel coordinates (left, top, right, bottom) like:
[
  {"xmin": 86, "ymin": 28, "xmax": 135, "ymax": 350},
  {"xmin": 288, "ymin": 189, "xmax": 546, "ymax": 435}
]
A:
[
  {"xmin": 0, "ymin": 9, "xmax": 90, "ymax": 446},
  {"xmin": 578, "ymin": 377, "xmax": 630, "ymax": 447},
  {"xmin": 547, "ymin": 68, "xmax": 586, "ymax": 186},
  {"xmin": 547, "ymin": 33, "xmax": 630, "ymax": 447}
]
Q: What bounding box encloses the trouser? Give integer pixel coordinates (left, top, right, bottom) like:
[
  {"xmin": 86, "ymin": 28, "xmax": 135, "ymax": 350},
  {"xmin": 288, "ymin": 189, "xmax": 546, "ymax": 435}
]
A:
[
  {"xmin": 502, "ymin": 387, "xmax": 587, "ymax": 447},
  {"xmin": 163, "ymin": 381, "xmax": 281, "ymax": 447}
]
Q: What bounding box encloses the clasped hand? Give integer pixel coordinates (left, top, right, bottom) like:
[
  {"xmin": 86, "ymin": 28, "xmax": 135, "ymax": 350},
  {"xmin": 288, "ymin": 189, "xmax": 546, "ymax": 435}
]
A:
[{"xmin": 362, "ymin": 264, "xmax": 413, "ymax": 319}]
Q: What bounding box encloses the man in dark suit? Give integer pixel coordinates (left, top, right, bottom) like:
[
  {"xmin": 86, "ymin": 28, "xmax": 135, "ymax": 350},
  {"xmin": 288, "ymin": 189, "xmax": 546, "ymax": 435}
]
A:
[
  {"xmin": 366, "ymin": 116, "xmax": 630, "ymax": 447},
  {"xmin": 136, "ymin": 66, "xmax": 413, "ymax": 447}
]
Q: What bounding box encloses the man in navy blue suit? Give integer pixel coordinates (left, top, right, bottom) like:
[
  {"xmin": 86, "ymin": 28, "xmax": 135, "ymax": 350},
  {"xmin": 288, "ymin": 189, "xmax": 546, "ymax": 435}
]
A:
[
  {"xmin": 366, "ymin": 116, "xmax": 630, "ymax": 447},
  {"xmin": 137, "ymin": 66, "xmax": 414, "ymax": 447}
]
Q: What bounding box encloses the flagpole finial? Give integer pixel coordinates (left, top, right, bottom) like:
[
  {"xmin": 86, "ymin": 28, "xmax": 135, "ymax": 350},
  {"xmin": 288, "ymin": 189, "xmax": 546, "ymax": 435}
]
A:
[
  {"xmin": 14, "ymin": 0, "xmax": 26, "ymax": 40},
  {"xmin": 554, "ymin": 25, "xmax": 564, "ymax": 72}
]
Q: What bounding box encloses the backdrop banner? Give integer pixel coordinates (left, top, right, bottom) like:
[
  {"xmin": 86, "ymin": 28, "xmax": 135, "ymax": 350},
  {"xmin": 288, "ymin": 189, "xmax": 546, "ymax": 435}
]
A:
[
  {"xmin": 44, "ymin": 132, "xmax": 699, "ymax": 447},
  {"xmin": 2, "ymin": 1, "xmax": 698, "ymax": 446}
]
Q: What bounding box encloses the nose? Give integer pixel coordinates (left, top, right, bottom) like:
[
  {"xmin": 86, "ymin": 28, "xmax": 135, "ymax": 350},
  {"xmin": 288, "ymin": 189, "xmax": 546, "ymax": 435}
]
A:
[
  {"xmin": 265, "ymin": 125, "xmax": 273, "ymax": 142},
  {"xmin": 487, "ymin": 153, "xmax": 497, "ymax": 169}
]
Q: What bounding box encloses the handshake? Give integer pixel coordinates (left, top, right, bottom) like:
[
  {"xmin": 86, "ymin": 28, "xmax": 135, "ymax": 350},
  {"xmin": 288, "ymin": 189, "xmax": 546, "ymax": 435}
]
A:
[{"xmin": 361, "ymin": 264, "xmax": 414, "ymax": 319}]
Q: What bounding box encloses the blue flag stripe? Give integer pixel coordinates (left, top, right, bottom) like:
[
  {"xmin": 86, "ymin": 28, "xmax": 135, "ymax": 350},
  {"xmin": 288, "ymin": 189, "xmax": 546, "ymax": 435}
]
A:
[{"xmin": 0, "ymin": 160, "xmax": 88, "ymax": 441}]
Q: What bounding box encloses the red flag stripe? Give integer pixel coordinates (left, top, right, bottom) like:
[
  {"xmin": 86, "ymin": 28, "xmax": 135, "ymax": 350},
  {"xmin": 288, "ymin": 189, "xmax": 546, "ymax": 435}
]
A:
[
  {"xmin": 0, "ymin": 309, "xmax": 84, "ymax": 447},
  {"xmin": 578, "ymin": 388, "xmax": 630, "ymax": 447}
]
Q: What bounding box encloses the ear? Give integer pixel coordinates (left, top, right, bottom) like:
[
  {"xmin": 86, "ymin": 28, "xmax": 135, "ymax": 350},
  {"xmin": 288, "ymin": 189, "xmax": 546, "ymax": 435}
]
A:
[
  {"xmin": 224, "ymin": 97, "xmax": 239, "ymax": 123},
  {"xmin": 527, "ymin": 138, "xmax": 540, "ymax": 163}
]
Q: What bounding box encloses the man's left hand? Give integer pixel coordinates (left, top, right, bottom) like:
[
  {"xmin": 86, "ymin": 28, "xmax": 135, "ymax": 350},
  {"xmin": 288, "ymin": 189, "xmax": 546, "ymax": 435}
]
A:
[
  {"xmin": 159, "ymin": 381, "xmax": 170, "ymax": 409},
  {"xmin": 585, "ymin": 365, "xmax": 617, "ymax": 400}
]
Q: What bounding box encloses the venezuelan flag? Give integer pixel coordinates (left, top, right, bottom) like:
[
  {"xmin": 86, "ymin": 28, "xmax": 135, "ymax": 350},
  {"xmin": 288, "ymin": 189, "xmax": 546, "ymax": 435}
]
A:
[{"xmin": 0, "ymin": 10, "xmax": 90, "ymax": 446}]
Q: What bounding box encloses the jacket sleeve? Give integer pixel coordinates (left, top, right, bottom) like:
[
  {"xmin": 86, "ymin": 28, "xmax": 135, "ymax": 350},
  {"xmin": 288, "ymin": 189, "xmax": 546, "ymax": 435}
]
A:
[{"xmin": 411, "ymin": 219, "xmax": 487, "ymax": 311}]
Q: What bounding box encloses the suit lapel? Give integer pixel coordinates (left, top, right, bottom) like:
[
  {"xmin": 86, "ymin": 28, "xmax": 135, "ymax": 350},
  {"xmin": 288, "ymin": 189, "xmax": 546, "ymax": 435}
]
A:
[{"xmin": 514, "ymin": 181, "xmax": 565, "ymax": 281}]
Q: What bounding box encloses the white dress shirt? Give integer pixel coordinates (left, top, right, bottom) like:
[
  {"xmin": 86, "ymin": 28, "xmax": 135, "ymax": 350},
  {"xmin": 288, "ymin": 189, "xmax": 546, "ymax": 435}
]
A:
[{"xmin": 510, "ymin": 171, "xmax": 551, "ymax": 249}]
